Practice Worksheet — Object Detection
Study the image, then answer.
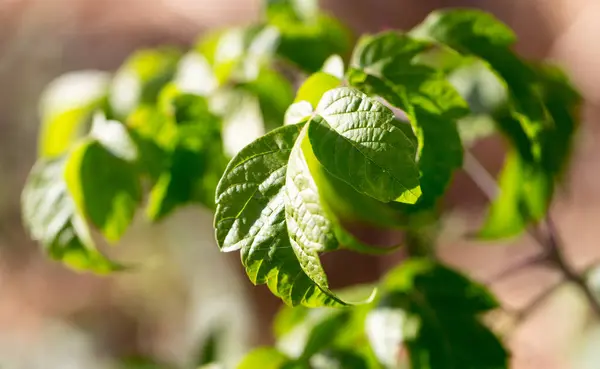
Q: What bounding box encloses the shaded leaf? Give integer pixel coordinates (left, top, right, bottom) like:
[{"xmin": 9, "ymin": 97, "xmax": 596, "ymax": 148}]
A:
[{"xmin": 371, "ymin": 259, "xmax": 506, "ymax": 369}]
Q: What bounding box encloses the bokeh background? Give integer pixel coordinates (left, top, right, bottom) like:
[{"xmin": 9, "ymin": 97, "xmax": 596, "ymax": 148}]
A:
[{"xmin": 1, "ymin": 0, "xmax": 600, "ymax": 368}]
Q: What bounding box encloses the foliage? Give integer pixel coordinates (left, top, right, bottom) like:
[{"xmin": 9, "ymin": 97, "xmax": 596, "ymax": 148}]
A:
[{"xmin": 20, "ymin": 2, "xmax": 586, "ymax": 369}]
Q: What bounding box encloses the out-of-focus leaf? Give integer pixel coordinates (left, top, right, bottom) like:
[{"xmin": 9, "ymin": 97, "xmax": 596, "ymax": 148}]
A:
[
  {"xmin": 174, "ymin": 52, "xmax": 218, "ymax": 96},
  {"xmin": 266, "ymin": 1, "xmax": 352, "ymax": 72},
  {"xmin": 65, "ymin": 140, "xmax": 141, "ymax": 243},
  {"xmin": 321, "ymin": 54, "xmax": 345, "ymax": 79},
  {"xmin": 412, "ymin": 9, "xmax": 581, "ymax": 238},
  {"xmin": 237, "ymin": 347, "xmax": 291, "ymax": 369},
  {"xmin": 214, "ymin": 124, "xmax": 346, "ymax": 307},
  {"xmin": 109, "ymin": 47, "xmax": 181, "ymax": 119},
  {"xmin": 308, "ymin": 87, "xmax": 422, "ymax": 204},
  {"xmin": 22, "ymin": 158, "xmax": 121, "ymax": 273},
  {"xmin": 348, "ymin": 32, "xmax": 468, "ymax": 209},
  {"xmin": 295, "ymin": 72, "xmax": 341, "ymax": 107},
  {"xmin": 240, "ymin": 68, "xmax": 294, "ymax": 131},
  {"xmin": 146, "ymin": 89, "xmax": 226, "ymax": 219},
  {"xmin": 38, "ymin": 70, "xmax": 110, "ymax": 158},
  {"xmin": 369, "ymin": 258, "xmax": 506, "ymax": 369},
  {"xmin": 310, "ymin": 349, "xmax": 370, "ymax": 369}
]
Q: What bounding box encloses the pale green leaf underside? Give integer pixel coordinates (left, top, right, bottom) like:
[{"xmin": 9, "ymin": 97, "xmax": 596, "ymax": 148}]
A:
[
  {"xmin": 308, "ymin": 87, "xmax": 421, "ymax": 204},
  {"xmin": 285, "ymin": 126, "xmax": 337, "ymax": 292},
  {"xmin": 214, "ymin": 124, "xmax": 346, "ymax": 307}
]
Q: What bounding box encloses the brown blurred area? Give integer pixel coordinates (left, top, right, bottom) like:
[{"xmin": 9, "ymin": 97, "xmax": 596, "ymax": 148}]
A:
[{"xmin": 1, "ymin": 0, "xmax": 600, "ymax": 368}]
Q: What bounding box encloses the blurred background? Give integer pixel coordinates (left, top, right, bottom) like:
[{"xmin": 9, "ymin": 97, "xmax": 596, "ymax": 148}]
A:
[{"xmin": 1, "ymin": 0, "xmax": 600, "ymax": 368}]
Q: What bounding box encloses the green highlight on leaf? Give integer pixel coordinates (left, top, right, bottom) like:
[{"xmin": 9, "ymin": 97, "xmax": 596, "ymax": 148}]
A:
[{"xmin": 22, "ymin": 158, "xmax": 122, "ymax": 273}]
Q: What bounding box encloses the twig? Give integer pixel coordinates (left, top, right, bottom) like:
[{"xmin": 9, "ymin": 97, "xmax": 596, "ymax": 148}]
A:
[
  {"xmin": 514, "ymin": 280, "xmax": 564, "ymax": 324},
  {"xmin": 464, "ymin": 150, "xmax": 600, "ymax": 318},
  {"xmin": 484, "ymin": 252, "xmax": 548, "ymax": 285},
  {"xmin": 541, "ymin": 216, "xmax": 600, "ymax": 316}
]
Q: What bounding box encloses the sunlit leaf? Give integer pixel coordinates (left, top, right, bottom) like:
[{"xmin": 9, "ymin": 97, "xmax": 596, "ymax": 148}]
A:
[
  {"xmin": 308, "ymin": 87, "xmax": 421, "ymax": 204},
  {"xmin": 214, "ymin": 124, "xmax": 345, "ymax": 307}
]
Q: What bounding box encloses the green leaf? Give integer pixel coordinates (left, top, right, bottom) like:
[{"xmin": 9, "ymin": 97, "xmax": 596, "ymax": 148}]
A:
[
  {"xmin": 109, "ymin": 47, "xmax": 181, "ymax": 119},
  {"xmin": 146, "ymin": 90, "xmax": 226, "ymax": 219},
  {"xmin": 22, "ymin": 158, "xmax": 121, "ymax": 273},
  {"xmin": 237, "ymin": 347, "xmax": 291, "ymax": 369},
  {"xmin": 308, "ymin": 87, "xmax": 421, "ymax": 204},
  {"xmin": 372, "ymin": 259, "xmax": 506, "ymax": 369},
  {"xmin": 295, "ymin": 72, "xmax": 342, "ymax": 108},
  {"xmin": 267, "ymin": 2, "xmax": 352, "ymax": 72},
  {"xmin": 348, "ymin": 32, "xmax": 468, "ymax": 208},
  {"xmin": 477, "ymin": 150, "xmax": 551, "ymax": 240},
  {"xmin": 412, "ymin": 10, "xmax": 580, "ymax": 237},
  {"xmin": 214, "ymin": 124, "xmax": 345, "ymax": 307},
  {"xmin": 65, "ymin": 140, "xmax": 142, "ymax": 243},
  {"xmin": 38, "ymin": 71, "xmax": 110, "ymax": 158}
]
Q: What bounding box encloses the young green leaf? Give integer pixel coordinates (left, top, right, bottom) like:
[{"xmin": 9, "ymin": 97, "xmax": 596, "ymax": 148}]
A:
[
  {"xmin": 308, "ymin": 87, "xmax": 421, "ymax": 204},
  {"xmin": 348, "ymin": 32, "xmax": 468, "ymax": 208},
  {"xmin": 22, "ymin": 158, "xmax": 121, "ymax": 273},
  {"xmin": 370, "ymin": 259, "xmax": 506, "ymax": 369},
  {"xmin": 214, "ymin": 124, "xmax": 345, "ymax": 307}
]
